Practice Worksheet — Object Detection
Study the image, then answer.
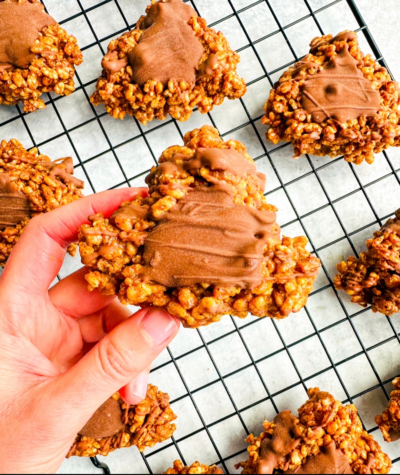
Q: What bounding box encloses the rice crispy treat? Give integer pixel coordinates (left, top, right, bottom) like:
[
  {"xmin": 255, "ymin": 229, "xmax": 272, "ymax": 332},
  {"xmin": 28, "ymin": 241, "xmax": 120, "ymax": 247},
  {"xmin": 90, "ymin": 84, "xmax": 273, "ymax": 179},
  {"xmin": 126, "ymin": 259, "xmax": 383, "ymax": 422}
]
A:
[
  {"xmin": 78, "ymin": 125, "xmax": 320, "ymax": 329},
  {"xmin": 334, "ymin": 209, "xmax": 400, "ymax": 316},
  {"xmin": 164, "ymin": 461, "xmax": 223, "ymax": 474},
  {"xmin": 67, "ymin": 385, "xmax": 177, "ymax": 457},
  {"xmin": 375, "ymin": 377, "xmax": 400, "ymax": 443},
  {"xmin": 90, "ymin": 0, "xmax": 246, "ymax": 124},
  {"xmin": 0, "ymin": 138, "xmax": 84, "ymax": 265},
  {"xmin": 263, "ymin": 30, "xmax": 400, "ymax": 165},
  {"xmin": 0, "ymin": 0, "xmax": 83, "ymax": 113},
  {"xmin": 236, "ymin": 387, "xmax": 392, "ymax": 474}
]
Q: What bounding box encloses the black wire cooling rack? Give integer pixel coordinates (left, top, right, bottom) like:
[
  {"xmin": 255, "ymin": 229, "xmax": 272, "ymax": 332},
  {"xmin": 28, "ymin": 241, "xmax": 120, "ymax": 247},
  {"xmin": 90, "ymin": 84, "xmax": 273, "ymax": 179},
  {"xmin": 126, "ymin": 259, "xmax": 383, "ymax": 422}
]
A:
[{"xmin": 1, "ymin": 0, "xmax": 399, "ymax": 473}]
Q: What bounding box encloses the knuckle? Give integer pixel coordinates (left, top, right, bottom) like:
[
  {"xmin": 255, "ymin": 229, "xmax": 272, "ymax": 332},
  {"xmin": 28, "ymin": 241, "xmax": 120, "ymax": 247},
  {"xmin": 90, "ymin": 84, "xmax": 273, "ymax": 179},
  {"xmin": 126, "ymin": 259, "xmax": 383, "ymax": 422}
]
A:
[{"xmin": 97, "ymin": 337, "xmax": 137, "ymax": 382}]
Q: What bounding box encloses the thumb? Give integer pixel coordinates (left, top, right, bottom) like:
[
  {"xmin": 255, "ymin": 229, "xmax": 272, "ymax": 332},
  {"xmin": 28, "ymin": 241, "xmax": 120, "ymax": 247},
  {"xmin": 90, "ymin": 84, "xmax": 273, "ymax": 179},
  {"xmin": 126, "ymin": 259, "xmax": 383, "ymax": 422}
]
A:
[{"xmin": 49, "ymin": 307, "xmax": 179, "ymax": 434}]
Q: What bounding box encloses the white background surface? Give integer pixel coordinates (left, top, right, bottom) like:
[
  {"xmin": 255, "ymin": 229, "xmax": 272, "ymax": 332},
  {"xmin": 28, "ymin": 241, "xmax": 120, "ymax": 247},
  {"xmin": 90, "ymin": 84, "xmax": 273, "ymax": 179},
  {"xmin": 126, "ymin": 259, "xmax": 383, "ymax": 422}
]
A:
[{"xmin": 1, "ymin": 0, "xmax": 400, "ymax": 473}]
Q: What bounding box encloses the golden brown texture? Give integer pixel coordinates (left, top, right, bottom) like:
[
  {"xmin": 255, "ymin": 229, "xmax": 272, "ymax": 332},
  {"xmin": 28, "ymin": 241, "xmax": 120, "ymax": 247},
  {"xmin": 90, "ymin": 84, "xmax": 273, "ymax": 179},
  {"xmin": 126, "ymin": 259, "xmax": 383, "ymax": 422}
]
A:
[
  {"xmin": 334, "ymin": 209, "xmax": 400, "ymax": 315},
  {"xmin": 78, "ymin": 125, "xmax": 320, "ymax": 328},
  {"xmin": 0, "ymin": 0, "xmax": 83, "ymax": 113},
  {"xmin": 236, "ymin": 388, "xmax": 392, "ymax": 474},
  {"xmin": 67, "ymin": 385, "xmax": 177, "ymax": 457},
  {"xmin": 164, "ymin": 460, "xmax": 223, "ymax": 474},
  {"xmin": 263, "ymin": 30, "xmax": 400, "ymax": 164},
  {"xmin": 375, "ymin": 377, "xmax": 400, "ymax": 443},
  {"xmin": 0, "ymin": 138, "xmax": 84, "ymax": 265},
  {"xmin": 90, "ymin": 0, "xmax": 246, "ymax": 124}
]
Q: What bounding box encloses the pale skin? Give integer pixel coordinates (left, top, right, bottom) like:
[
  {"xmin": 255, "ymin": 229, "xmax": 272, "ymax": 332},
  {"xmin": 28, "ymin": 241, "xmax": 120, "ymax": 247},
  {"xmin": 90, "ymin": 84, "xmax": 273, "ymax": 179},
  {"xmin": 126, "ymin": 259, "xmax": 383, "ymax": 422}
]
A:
[{"xmin": 0, "ymin": 188, "xmax": 180, "ymax": 474}]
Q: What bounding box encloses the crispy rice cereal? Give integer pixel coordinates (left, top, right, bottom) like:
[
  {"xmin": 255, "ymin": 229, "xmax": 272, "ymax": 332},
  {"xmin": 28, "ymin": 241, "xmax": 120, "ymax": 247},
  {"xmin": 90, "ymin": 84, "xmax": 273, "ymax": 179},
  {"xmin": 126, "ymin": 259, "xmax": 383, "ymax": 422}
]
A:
[
  {"xmin": 0, "ymin": 139, "xmax": 84, "ymax": 265},
  {"xmin": 67, "ymin": 385, "xmax": 177, "ymax": 457},
  {"xmin": 90, "ymin": 0, "xmax": 246, "ymax": 124},
  {"xmin": 335, "ymin": 209, "xmax": 400, "ymax": 315},
  {"xmin": 78, "ymin": 125, "xmax": 320, "ymax": 328},
  {"xmin": 375, "ymin": 377, "xmax": 400, "ymax": 443},
  {"xmin": 263, "ymin": 31, "xmax": 400, "ymax": 165},
  {"xmin": 164, "ymin": 461, "xmax": 223, "ymax": 474},
  {"xmin": 236, "ymin": 388, "xmax": 391, "ymax": 474},
  {"xmin": 0, "ymin": 0, "xmax": 83, "ymax": 113}
]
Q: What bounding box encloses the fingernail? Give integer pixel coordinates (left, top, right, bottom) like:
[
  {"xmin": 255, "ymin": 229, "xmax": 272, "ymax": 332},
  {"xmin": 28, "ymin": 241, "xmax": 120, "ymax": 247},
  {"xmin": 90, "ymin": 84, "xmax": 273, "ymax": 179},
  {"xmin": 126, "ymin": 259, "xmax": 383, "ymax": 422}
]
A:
[
  {"xmin": 120, "ymin": 373, "xmax": 149, "ymax": 405},
  {"xmin": 141, "ymin": 307, "xmax": 178, "ymax": 345},
  {"xmin": 130, "ymin": 372, "xmax": 148, "ymax": 401}
]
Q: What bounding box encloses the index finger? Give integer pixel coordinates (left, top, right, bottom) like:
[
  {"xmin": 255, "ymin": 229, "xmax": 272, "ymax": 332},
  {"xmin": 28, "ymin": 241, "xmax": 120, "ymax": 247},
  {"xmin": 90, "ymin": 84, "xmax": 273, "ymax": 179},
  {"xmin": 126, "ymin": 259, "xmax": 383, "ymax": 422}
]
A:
[{"xmin": 1, "ymin": 188, "xmax": 147, "ymax": 295}]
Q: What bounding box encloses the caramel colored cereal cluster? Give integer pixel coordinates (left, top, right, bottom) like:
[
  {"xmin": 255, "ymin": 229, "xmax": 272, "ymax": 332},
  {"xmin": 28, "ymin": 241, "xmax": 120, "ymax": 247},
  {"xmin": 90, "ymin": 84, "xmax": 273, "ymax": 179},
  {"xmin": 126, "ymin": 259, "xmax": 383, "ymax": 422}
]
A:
[
  {"xmin": 375, "ymin": 377, "xmax": 400, "ymax": 443},
  {"xmin": 78, "ymin": 125, "xmax": 320, "ymax": 328},
  {"xmin": 0, "ymin": 139, "xmax": 84, "ymax": 265},
  {"xmin": 335, "ymin": 209, "xmax": 400, "ymax": 316},
  {"xmin": 236, "ymin": 388, "xmax": 391, "ymax": 474},
  {"xmin": 0, "ymin": 1, "xmax": 83, "ymax": 113},
  {"xmin": 263, "ymin": 31, "xmax": 400, "ymax": 164},
  {"xmin": 164, "ymin": 460, "xmax": 223, "ymax": 474},
  {"xmin": 67, "ymin": 385, "xmax": 177, "ymax": 457},
  {"xmin": 90, "ymin": 0, "xmax": 246, "ymax": 124}
]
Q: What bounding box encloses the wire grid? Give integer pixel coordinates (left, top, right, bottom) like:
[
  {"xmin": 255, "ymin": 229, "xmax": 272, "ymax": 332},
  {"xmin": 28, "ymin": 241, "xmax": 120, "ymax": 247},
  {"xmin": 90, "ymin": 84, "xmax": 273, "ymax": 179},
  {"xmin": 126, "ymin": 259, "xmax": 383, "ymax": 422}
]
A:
[{"xmin": 1, "ymin": 0, "xmax": 399, "ymax": 473}]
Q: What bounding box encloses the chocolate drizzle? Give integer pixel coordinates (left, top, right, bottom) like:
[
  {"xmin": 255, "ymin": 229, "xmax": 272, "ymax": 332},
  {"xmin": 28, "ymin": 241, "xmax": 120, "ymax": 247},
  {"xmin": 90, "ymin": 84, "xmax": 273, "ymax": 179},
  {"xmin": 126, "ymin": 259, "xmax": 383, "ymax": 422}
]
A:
[
  {"xmin": 286, "ymin": 442, "xmax": 355, "ymax": 474},
  {"xmin": 301, "ymin": 32, "xmax": 381, "ymax": 124},
  {"xmin": 44, "ymin": 157, "xmax": 85, "ymax": 189},
  {"xmin": 257, "ymin": 411, "xmax": 301, "ymax": 474},
  {"xmin": 0, "ymin": 0, "xmax": 56, "ymax": 70},
  {"xmin": 128, "ymin": 0, "xmax": 204, "ymax": 87},
  {"xmin": 0, "ymin": 174, "xmax": 31, "ymax": 230}
]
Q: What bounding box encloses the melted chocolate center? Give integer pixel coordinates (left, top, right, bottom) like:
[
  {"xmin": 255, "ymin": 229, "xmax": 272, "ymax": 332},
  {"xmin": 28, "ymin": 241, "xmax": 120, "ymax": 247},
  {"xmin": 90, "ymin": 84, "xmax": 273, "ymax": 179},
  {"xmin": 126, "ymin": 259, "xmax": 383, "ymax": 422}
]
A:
[
  {"xmin": 0, "ymin": 0, "xmax": 56, "ymax": 70},
  {"xmin": 301, "ymin": 33, "xmax": 380, "ymax": 124},
  {"xmin": 128, "ymin": 0, "xmax": 204, "ymax": 87},
  {"xmin": 0, "ymin": 174, "xmax": 31, "ymax": 230}
]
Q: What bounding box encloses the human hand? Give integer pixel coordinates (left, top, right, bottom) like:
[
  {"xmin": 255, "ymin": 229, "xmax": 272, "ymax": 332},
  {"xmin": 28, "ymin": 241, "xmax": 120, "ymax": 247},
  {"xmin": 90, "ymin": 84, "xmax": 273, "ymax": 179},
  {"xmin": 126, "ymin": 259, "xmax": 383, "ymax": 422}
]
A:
[{"xmin": 0, "ymin": 188, "xmax": 180, "ymax": 474}]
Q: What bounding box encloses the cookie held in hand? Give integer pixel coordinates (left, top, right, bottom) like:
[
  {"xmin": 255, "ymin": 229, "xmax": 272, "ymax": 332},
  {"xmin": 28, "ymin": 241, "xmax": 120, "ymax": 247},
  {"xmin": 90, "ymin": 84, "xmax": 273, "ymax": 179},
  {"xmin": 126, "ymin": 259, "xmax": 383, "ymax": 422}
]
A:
[
  {"xmin": 79, "ymin": 125, "xmax": 320, "ymax": 328},
  {"xmin": 67, "ymin": 385, "xmax": 177, "ymax": 457}
]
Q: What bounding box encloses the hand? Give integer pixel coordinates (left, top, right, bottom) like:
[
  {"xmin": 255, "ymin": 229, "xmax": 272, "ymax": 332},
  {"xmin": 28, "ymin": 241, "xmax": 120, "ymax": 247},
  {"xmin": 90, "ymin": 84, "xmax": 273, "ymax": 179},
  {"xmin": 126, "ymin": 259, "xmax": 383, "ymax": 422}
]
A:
[{"xmin": 0, "ymin": 189, "xmax": 180, "ymax": 474}]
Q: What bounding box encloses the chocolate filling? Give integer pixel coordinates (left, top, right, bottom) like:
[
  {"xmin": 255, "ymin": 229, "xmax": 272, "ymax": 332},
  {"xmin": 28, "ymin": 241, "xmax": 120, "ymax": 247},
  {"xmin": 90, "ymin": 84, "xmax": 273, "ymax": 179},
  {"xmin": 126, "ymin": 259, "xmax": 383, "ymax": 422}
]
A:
[
  {"xmin": 0, "ymin": 0, "xmax": 56, "ymax": 71},
  {"xmin": 301, "ymin": 31, "xmax": 380, "ymax": 124}
]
